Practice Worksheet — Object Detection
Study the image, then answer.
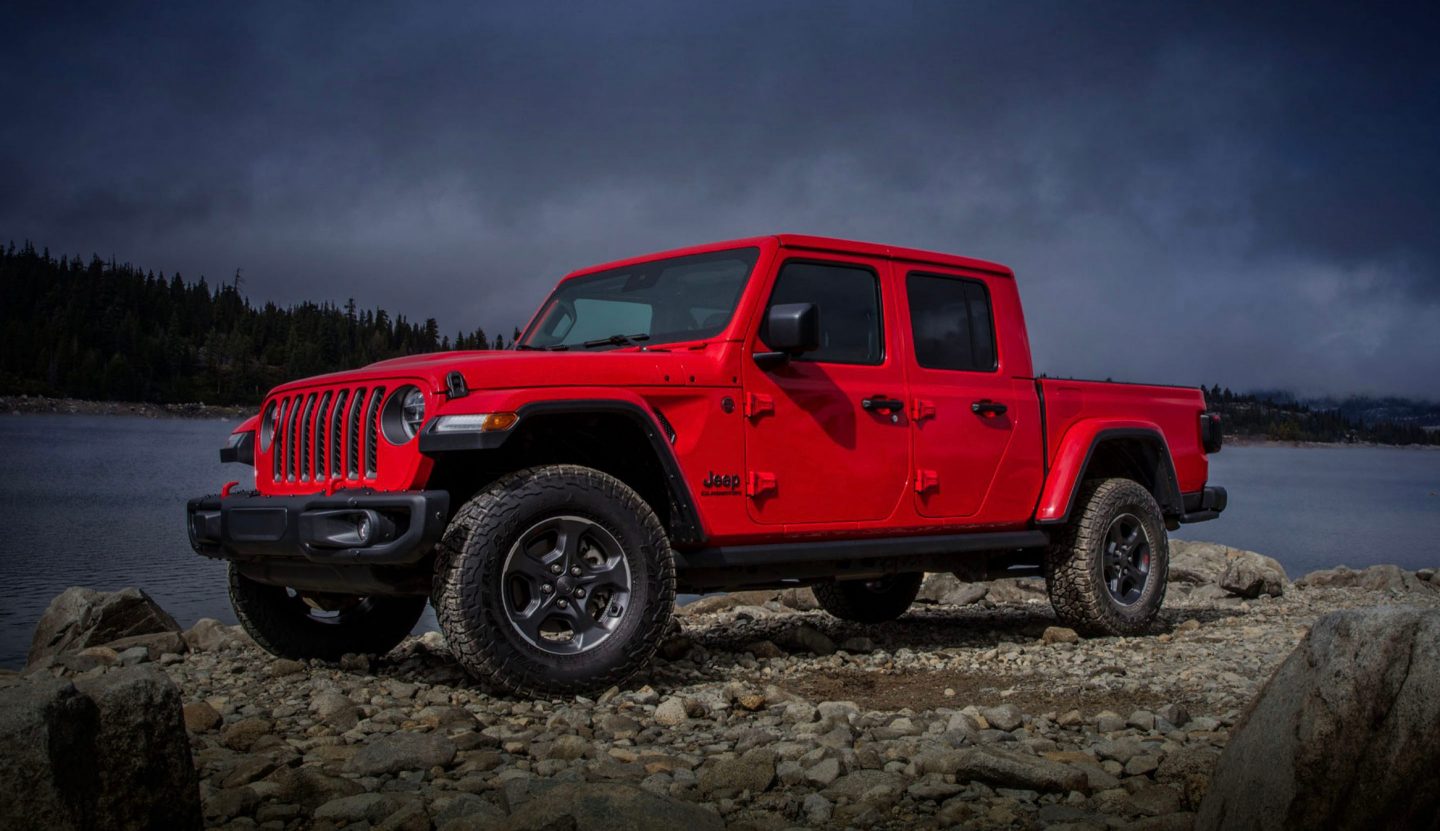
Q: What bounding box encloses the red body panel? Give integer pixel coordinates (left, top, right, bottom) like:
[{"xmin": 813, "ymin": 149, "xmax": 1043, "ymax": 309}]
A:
[{"xmin": 235, "ymin": 234, "xmax": 1217, "ymax": 548}]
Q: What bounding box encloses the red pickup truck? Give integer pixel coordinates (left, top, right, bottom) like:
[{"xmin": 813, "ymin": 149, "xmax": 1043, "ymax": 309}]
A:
[{"xmin": 189, "ymin": 235, "xmax": 1225, "ymax": 696}]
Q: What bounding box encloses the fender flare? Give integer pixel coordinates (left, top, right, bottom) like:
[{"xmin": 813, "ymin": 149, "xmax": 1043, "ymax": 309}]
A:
[
  {"xmin": 1034, "ymin": 422, "xmax": 1183, "ymax": 526},
  {"xmin": 419, "ymin": 397, "xmax": 704, "ymax": 544}
]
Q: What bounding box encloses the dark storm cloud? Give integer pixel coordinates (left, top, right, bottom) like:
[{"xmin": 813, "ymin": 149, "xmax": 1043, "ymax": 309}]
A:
[{"xmin": 3, "ymin": 1, "xmax": 1438, "ymax": 395}]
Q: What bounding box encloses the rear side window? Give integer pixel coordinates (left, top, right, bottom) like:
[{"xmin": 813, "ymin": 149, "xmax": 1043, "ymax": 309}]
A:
[
  {"xmin": 763, "ymin": 261, "xmax": 883, "ymax": 365},
  {"xmin": 906, "ymin": 273, "xmax": 997, "ymax": 371}
]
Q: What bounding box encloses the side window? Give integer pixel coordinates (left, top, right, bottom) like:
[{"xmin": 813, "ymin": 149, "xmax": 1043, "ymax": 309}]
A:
[
  {"xmin": 762, "ymin": 261, "xmax": 883, "ymax": 364},
  {"xmin": 906, "ymin": 273, "xmax": 997, "ymax": 371}
]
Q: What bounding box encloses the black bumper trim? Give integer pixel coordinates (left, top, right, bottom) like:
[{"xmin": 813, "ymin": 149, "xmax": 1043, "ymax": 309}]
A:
[
  {"xmin": 1179, "ymin": 486, "xmax": 1227, "ymax": 523},
  {"xmin": 188, "ymin": 490, "xmax": 450, "ymax": 565}
]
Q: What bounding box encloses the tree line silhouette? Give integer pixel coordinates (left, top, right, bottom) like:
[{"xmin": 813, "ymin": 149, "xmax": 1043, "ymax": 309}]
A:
[
  {"xmin": 0, "ymin": 241, "xmax": 515, "ymax": 406},
  {"xmin": 1204, "ymin": 385, "xmax": 1440, "ymax": 446}
]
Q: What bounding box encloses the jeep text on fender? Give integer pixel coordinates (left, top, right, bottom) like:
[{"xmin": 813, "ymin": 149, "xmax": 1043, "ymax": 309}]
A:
[{"xmin": 188, "ymin": 235, "xmax": 1226, "ymax": 696}]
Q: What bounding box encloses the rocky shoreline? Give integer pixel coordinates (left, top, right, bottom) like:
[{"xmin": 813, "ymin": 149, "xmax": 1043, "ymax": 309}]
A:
[
  {"xmin": 3, "ymin": 542, "xmax": 1438, "ymax": 830},
  {"xmin": 2, "ymin": 394, "xmax": 250, "ymax": 419}
]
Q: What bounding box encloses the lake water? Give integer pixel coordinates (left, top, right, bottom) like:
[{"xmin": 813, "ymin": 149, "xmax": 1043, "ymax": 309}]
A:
[{"xmin": 1, "ymin": 415, "xmax": 1436, "ymax": 667}]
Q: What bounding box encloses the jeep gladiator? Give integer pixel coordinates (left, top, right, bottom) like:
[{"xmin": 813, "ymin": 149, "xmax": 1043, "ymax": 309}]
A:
[{"xmin": 189, "ymin": 235, "xmax": 1226, "ymax": 696}]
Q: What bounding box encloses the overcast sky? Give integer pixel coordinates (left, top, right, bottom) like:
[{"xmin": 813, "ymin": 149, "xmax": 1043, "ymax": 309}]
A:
[{"xmin": 4, "ymin": 2, "xmax": 1438, "ymax": 397}]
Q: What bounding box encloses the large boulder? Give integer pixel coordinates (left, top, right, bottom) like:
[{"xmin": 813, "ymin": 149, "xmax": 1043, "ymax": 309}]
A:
[
  {"xmin": 501, "ymin": 782, "xmax": 724, "ymax": 831},
  {"xmin": 28, "ymin": 587, "xmax": 181, "ymax": 667},
  {"xmin": 1168, "ymin": 540, "xmax": 1231, "ymax": 585},
  {"xmin": 1219, "ymin": 551, "xmax": 1288, "ymax": 598},
  {"xmin": 0, "ymin": 666, "xmax": 201, "ymax": 830},
  {"xmin": 1297, "ymin": 565, "xmax": 1436, "ymax": 594},
  {"xmin": 1196, "ymin": 607, "xmax": 1440, "ymax": 830}
]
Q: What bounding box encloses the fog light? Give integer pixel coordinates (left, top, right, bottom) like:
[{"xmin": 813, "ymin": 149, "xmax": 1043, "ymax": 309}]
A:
[{"xmin": 356, "ymin": 513, "xmax": 373, "ymax": 543}]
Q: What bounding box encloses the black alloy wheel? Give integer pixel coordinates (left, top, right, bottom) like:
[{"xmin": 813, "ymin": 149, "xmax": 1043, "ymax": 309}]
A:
[
  {"xmin": 1102, "ymin": 513, "xmax": 1152, "ymax": 605},
  {"xmin": 500, "ymin": 515, "xmax": 633, "ymax": 655}
]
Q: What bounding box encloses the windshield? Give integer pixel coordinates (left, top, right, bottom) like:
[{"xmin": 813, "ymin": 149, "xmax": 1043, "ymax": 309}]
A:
[{"xmin": 521, "ymin": 247, "xmax": 760, "ymax": 350}]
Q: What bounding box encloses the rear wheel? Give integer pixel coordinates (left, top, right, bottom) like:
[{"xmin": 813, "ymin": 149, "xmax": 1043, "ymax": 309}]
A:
[
  {"xmin": 1045, "ymin": 478, "xmax": 1169, "ymax": 635},
  {"xmin": 228, "ymin": 565, "xmax": 426, "ymax": 661},
  {"xmin": 813, "ymin": 572, "xmax": 923, "ymax": 623},
  {"xmin": 432, "ymin": 465, "xmax": 675, "ymax": 697}
]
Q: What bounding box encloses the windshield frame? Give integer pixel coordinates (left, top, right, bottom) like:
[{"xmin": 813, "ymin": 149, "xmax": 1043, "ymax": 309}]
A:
[{"xmin": 519, "ymin": 246, "xmax": 761, "ymax": 351}]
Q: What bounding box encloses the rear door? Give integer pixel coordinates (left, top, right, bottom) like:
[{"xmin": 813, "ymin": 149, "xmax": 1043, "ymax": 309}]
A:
[
  {"xmin": 901, "ymin": 269, "xmax": 1020, "ymax": 518},
  {"xmin": 741, "ymin": 255, "xmax": 910, "ymax": 525}
]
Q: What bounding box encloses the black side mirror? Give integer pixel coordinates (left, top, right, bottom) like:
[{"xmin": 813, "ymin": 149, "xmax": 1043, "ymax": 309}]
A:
[{"xmin": 755, "ymin": 302, "xmax": 820, "ymax": 368}]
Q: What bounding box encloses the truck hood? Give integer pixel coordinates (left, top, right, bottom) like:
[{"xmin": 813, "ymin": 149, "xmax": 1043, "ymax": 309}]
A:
[{"xmin": 268, "ymin": 344, "xmax": 734, "ymax": 398}]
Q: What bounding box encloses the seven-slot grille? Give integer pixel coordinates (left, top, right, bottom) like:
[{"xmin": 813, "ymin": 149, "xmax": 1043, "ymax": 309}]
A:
[{"xmin": 268, "ymin": 386, "xmax": 387, "ymax": 483}]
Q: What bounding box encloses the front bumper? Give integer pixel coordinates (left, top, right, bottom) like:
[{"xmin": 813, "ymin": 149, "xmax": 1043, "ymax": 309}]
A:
[
  {"xmin": 187, "ymin": 490, "xmax": 450, "ymax": 565},
  {"xmin": 1178, "ymin": 486, "xmax": 1227, "ymax": 524}
]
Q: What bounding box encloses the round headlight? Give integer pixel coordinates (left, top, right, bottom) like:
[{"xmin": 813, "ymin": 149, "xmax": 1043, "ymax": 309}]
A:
[
  {"xmin": 381, "ymin": 385, "xmax": 426, "ymax": 444},
  {"xmin": 259, "ymin": 400, "xmax": 280, "ymax": 452}
]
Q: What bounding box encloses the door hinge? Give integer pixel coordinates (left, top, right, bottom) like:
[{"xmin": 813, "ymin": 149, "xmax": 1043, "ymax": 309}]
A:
[
  {"xmin": 744, "ymin": 393, "xmax": 774, "ymax": 419},
  {"xmin": 747, "ymin": 471, "xmax": 778, "ymax": 497},
  {"xmin": 910, "ymin": 398, "xmax": 936, "ymax": 422},
  {"xmin": 915, "ymin": 469, "xmax": 940, "ymax": 494}
]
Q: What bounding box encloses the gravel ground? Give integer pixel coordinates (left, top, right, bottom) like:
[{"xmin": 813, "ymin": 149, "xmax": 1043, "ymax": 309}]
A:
[{"xmin": 108, "ymin": 544, "xmax": 1436, "ymax": 831}]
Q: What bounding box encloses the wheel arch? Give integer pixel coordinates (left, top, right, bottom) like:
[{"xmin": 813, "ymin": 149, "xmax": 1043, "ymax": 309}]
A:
[
  {"xmin": 422, "ymin": 399, "xmax": 704, "ymax": 545},
  {"xmin": 1035, "ymin": 424, "xmax": 1183, "ymax": 526}
]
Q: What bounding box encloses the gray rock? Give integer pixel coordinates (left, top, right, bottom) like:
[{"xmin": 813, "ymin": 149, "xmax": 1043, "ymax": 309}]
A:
[
  {"xmin": 1168, "ymin": 541, "xmax": 1231, "ymax": 584},
  {"xmin": 1155, "ymin": 747, "xmax": 1218, "ymax": 810},
  {"xmin": 783, "ymin": 624, "xmax": 837, "ymax": 656},
  {"xmin": 345, "ymin": 731, "xmax": 458, "ymax": 776},
  {"xmin": 1042, "ymin": 626, "xmax": 1081, "ymax": 644},
  {"xmin": 698, "ymin": 747, "xmax": 776, "ymax": 796},
  {"xmin": 916, "ymin": 573, "xmax": 988, "ymax": 605},
  {"xmin": 1196, "ymin": 607, "xmax": 1440, "ymax": 830},
  {"xmin": 1298, "ymin": 564, "xmax": 1434, "ymax": 593},
  {"xmin": 117, "ymin": 645, "xmax": 151, "ymax": 666},
  {"xmin": 310, "ymin": 691, "xmax": 360, "ymax": 730},
  {"xmin": 433, "ymin": 793, "xmax": 505, "ymax": 827},
  {"xmin": 1220, "ymin": 551, "xmax": 1288, "ymax": 598},
  {"xmin": 314, "ymin": 792, "xmax": 408, "ymax": 824},
  {"xmin": 104, "ymin": 631, "xmax": 188, "ymax": 660},
  {"xmin": 264, "ymin": 765, "xmax": 364, "ymax": 810},
  {"xmin": 182, "ymin": 618, "xmax": 240, "ymax": 651},
  {"xmin": 943, "ymin": 746, "xmax": 1088, "ymax": 793},
  {"xmin": 802, "ymin": 792, "xmax": 833, "ymax": 824},
  {"xmin": 1128, "ymin": 784, "xmax": 1185, "ymax": 817},
  {"xmin": 0, "ymin": 666, "xmax": 201, "ymax": 830},
  {"xmin": 500, "ymin": 782, "xmax": 723, "ymax": 831},
  {"xmin": 983, "ymin": 703, "xmax": 1023, "ymax": 731},
  {"xmin": 654, "ymin": 696, "xmax": 689, "ymax": 726},
  {"xmin": 27, "ymin": 587, "xmax": 181, "ymax": 666},
  {"xmin": 822, "ymin": 769, "xmax": 906, "ymax": 805}
]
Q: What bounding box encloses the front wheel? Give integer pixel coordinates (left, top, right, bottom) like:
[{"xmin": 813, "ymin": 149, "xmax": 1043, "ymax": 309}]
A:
[
  {"xmin": 431, "ymin": 465, "xmax": 675, "ymax": 697},
  {"xmin": 1045, "ymin": 477, "xmax": 1169, "ymax": 636},
  {"xmin": 228, "ymin": 565, "xmax": 427, "ymax": 661},
  {"xmin": 813, "ymin": 572, "xmax": 923, "ymax": 623}
]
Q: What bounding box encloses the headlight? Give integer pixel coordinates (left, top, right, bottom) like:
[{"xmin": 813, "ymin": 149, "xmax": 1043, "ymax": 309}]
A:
[
  {"xmin": 259, "ymin": 400, "xmax": 280, "ymax": 452},
  {"xmin": 381, "ymin": 385, "xmax": 426, "ymax": 444}
]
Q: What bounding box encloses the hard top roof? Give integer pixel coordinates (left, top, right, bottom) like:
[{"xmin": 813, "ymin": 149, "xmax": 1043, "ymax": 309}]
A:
[{"xmin": 564, "ymin": 234, "xmax": 1014, "ymax": 280}]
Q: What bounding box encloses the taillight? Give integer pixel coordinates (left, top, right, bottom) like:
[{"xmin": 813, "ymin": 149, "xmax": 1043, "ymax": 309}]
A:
[{"xmin": 1200, "ymin": 412, "xmax": 1223, "ymax": 454}]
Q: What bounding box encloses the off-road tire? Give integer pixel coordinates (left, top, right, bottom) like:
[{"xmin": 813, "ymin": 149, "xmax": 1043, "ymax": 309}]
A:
[
  {"xmin": 228, "ymin": 565, "xmax": 427, "ymax": 660},
  {"xmin": 431, "ymin": 465, "xmax": 675, "ymax": 697},
  {"xmin": 812, "ymin": 572, "xmax": 924, "ymax": 623},
  {"xmin": 1045, "ymin": 477, "xmax": 1169, "ymax": 636}
]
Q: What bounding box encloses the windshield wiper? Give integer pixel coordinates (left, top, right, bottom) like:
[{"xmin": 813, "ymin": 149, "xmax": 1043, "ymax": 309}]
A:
[
  {"xmin": 515, "ymin": 343, "xmax": 569, "ymax": 351},
  {"xmin": 582, "ymin": 333, "xmax": 651, "ymax": 349}
]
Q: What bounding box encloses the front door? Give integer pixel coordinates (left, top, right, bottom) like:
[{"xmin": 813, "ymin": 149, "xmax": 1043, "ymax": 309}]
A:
[{"xmin": 742, "ymin": 256, "xmax": 910, "ymax": 525}]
